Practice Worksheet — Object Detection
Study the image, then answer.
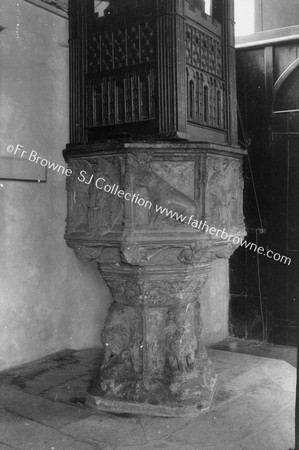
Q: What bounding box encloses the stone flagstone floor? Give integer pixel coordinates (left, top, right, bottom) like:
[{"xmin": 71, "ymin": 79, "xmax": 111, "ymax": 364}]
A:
[{"xmin": 0, "ymin": 346, "xmax": 296, "ymax": 450}]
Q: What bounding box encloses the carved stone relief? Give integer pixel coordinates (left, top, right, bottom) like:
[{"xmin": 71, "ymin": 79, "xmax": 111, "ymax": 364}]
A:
[
  {"xmin": 69, "ymin": 244, "xmax": 121, "ymax": 264},
  {"xmin": 106, "ymin": 279, "xmax": 142, "ymax": 306},
  {"xmin": 90, "ymin": 266, "xmax": 217, "ymax": 413},
  {"xmin": 86, "ymin": 159, "xmax": 122, "ymax": 234},
  {"xmin": 143, "ymin": 308, "xmax": 168, "ymax": 378},
  {"xmin": 100, "ymin": 302, "xmax": 143, "ymax": 378},
  {"xmin": 66, "ymin": 157, "xmax": 123, "ymax": 237},
  {"xmin": 205, "ymin": 156, "xmax": 244, "ymax": 233},
  {"xmin": 120, "ymin": 243, "xmax": 200, "ymax": 266},
  {"xmin": 151, "ymin": 161, "xmax": 195, "ymax": 198},
  {"xmin": 165, "ymin": 303, "xmax": 199, "ymax": 377},
  {"xmin": 131, "ymin": 153, "xmax": 199, "ymax": 226}
]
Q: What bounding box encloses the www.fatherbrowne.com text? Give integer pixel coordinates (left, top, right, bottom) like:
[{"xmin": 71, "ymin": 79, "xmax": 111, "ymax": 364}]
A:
[
  {"xmin": 6, "ymin": 144, "xmax": 291, "ymax": 266},
  {"xmin": 78, "ymin": 170, "xmax": 291, "ymax": 266}
]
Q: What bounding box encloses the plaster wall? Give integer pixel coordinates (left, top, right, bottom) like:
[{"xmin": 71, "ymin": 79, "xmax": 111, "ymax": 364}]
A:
[
  {"xmin": 254, "ymin": 0, "xmax": 299, "ymax": 32},
  {"xmin": 0, "ymin": 0, "xmax": 111, "ymax": 371}
]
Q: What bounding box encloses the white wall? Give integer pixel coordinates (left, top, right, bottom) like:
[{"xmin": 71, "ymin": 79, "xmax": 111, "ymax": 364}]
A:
[{"xmin": 0, "ymin": 0, "xmax": 111, "ymax": 371}]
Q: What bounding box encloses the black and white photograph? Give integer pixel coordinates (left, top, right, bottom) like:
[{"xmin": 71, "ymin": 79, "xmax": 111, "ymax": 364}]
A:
[{"xmin": 0, "ymin": 0, "xmax": 298, "ymax": 449}]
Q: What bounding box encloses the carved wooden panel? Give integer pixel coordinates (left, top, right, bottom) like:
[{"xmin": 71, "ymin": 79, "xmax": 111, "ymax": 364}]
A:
[
  {"xmin": 87, "ymin": 17, "xmax": 157, "ymax": 128},
  {"xmin": 69, "ymin": 0, "xmax": 238, "ymax": 143},
  {"xmin": 185, "ymin": 23, "xmax": 225, "ymax": 130},
  {"xmin": 185, "ymin": 24, "xmax": 223, "ymax": 78}
]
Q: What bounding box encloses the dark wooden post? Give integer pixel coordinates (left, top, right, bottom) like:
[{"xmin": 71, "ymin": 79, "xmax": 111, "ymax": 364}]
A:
[
  {"xmin": 157, "ymin": 0, "xmax": 188, "ymax": 139},
  {"xmin": 222, "ymin": 0, "xmax": 238, "ymax": 146},
  {"xmin": 296, "ymin": 335, "xmax": 299, "ymax": 448},
  {"xmin": 295, "ymin": 245, "xmax": 299, "ymax": 449},
  {"xmin": 68, "ymin": 0, "xmax": 93, "ymax": 144}
]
